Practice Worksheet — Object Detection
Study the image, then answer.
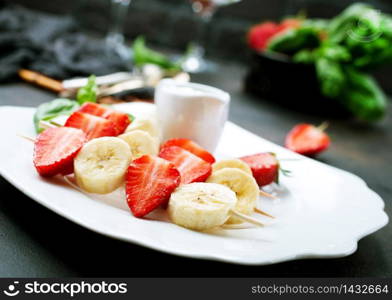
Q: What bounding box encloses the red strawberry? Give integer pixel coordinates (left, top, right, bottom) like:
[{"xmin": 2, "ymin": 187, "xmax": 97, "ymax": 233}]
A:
[
  {"xmin": 240, "ymin": 152, "xmax": 280, "ymax": 187},
  {"xmin": 247, "ymin": 22, "xmax": 280, "ymax": 51},
  {"xmin": 33, "ymin": 127, "xmax": 86, "ymax": 177},
  {"xmin": 78, "ymin": 102, "xmax": 131, "ymax": 135},
  {"xmin": 160, "ymin": 138, "xmax": 215, "ymax": 164},
  {"xmin": 285, "ymin": 123, "xmax": 330, "ymax": 156},
  {"xmin": 126, "ymin": 155, "xmax": 181, "ymax": 218},
  {"xmin": 65, "ymin": 111, "xmax": 117, "ymax": 141},
  {"xmin": 159, "ymin": 146, "xmax": 212, "ymax": 184}
]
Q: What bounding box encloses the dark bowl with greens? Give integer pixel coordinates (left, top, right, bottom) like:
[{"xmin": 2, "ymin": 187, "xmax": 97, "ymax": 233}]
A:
[
  {"xmin": 244, "ymin": 51, "xmax": 351, "ymax": 117},
  {"xmin": 245, "ymin": 3, "xmax": 392, "ymax": 121}
]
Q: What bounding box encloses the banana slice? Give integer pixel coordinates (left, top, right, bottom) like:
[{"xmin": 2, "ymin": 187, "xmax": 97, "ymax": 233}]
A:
[
  {"xmin": 212, "ymin": 158, "xmax": 252, "ymax": 175},
  {"xmin": 206, "ymin": 168, "xmax": 259, "ymax": 224},
  {"xmin": 119, "ymin": 130, "xmax": 158, "ymax": 159},
  {"xmin": 74, "ymin": 137, "xmax": 132, "ymax": 194},
  {"xmin": 168, "ymin": 182, "xmax": 237, "ymax": 231},
  {"xmin": 126, "ymin": 115, "xmax": 160, "ymax": 140}
]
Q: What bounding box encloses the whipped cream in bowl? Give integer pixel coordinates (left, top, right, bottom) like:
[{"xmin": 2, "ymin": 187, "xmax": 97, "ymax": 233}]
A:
[{"xmin": 155, "ymin": 79, "xmax": 230, "ymax": 152}]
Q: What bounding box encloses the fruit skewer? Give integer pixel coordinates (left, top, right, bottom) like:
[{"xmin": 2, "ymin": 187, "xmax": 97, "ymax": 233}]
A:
[{"xmin": 19, "ymin": 134, "xmax": 267, "ymax": 229}]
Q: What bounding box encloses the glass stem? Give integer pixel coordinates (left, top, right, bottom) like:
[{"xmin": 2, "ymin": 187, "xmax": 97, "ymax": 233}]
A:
[
  {"xmin": 195, "ymin": 9, "xmax": 215, "ymax": 54},
  {"xmin": 106, "ymin": 0, "xmax": 131, "ymax": 47}
]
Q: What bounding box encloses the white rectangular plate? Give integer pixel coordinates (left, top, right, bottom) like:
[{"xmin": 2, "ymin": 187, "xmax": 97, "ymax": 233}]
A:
[{"xmin": 0, "ymin": 104, "xmax": 388, "ymax": 265}]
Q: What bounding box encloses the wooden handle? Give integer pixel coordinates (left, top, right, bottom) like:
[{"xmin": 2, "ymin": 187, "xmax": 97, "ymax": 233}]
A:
[{"xmin": 19, "ymin": 69, "xmax": 63, "ymax": 93}]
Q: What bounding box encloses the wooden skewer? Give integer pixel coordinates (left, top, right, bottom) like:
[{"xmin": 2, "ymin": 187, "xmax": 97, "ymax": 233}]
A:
[
  {"xmin": 63, "ymin": 176, "xmax": 86, "ymax": 194},
  {"xmin": 66, "ymin": 174, "xmax": 266, "ymax": 228},
  {"xmin": 259, "ymin": 189, "xmax": 277, "ymax": 199},
  {"xmin": 222, "ymin": 224, "xmax": 254, "ymax": 230},
  {"xmin": 18, "ymin": 133, "xmax": 267, "ymax": 228},
  {"xmin": 39, "ymin": 120, "xmax": 58, "ymax": 130},
  {"xmin": 254, "ymin": 207, "xmax": 275, "ymax": 219},
  {"xmin": 278, "ymin": 158, "xmax": 302, "ymax": 161},
  {"xmin": 230, "ymin": 209, "xmax": 264, "ymax": 227},
  {"xmin": 17, "ymin": 133, "xmax": 35, "ymax": 142}
]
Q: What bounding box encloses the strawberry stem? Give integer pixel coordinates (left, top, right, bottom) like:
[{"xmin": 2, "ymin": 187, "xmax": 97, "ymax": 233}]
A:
[{"xmin": 280, "ymin": 168, "xmax": 292, "ymax": 177}]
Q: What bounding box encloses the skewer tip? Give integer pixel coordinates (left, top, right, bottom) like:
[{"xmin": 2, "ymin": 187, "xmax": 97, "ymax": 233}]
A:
[
  {"xmin": 230, "ymin": 209, "xmax": 264, "ymax": 227},
  {"xmin": 17, "ymin": 133, "xmax": 35, "ymax": 142},
  {"xmin": 254, "ymin": 207, "xmax": 275, "ymax": 219},
  {"xmin": 259, "ymin": 189, "xmax": 277, "ymax": 199}
]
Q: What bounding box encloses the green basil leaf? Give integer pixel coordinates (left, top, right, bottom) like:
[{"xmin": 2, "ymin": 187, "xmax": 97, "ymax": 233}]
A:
[
  {"xmin": 77, "ymin": 75, "xmax": 97, "ymax": 104},
  {"xmin": 132, "ymin": 36, "xmax": 181, "ymax": 71},
  {"xmin": 34, "ymin": 98, "xmax": 79, "ymax": 133}
]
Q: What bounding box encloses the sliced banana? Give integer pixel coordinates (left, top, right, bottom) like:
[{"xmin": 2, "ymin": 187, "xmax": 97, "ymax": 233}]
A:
[
  {"xmin": 119, "ymin": 130, "xmax": 158, "ymax": 159},
  {"xmin": 126, "ymin": 115, "xmax": 160, "ymax": 140},
  {"xmin": 206, "ymin": 168, "xmax": 259, "ymax": 224},
  {"xmin": 74, "ymin": 137, "xmax": 132, "ymax": 194},
  {"xmin": 212, "ymin": 158, "xmax": 252, "ymax": 175},
  {"xmin": 168, "ymin": 182, "xmax": 237, "ymax": 231}
]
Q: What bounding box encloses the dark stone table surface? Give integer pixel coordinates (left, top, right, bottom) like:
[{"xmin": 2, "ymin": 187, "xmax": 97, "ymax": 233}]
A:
[{"xmin": 0, "ymin": 62, "xmax": 391, "ymax": 277}]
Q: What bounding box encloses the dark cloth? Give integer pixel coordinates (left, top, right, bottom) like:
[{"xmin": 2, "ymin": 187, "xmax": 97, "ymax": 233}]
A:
[{"xmin": 0, "ymin": 3, "xmax": 132, "ymax": 82}]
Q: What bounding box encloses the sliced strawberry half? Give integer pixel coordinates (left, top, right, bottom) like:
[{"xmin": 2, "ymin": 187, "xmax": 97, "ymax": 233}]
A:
[
  {"xmin": 240, "ymin": 152, "xmax": 280, "ymax": 187},
  {"xmin": 65, "ymin": 111, "xmax": 117, "ymax": 140},
  {"xmin": 33, "ymin": 127, "xmax": 86, "ymax": 177},
  {"xmin": 285, "ymin": 123, "xmax": 330, "ymax": 156},
  {"xmin": 78, "ymin": 102, "xmax": 131, "ymax": 135},
  {"xmin": 126, "ymin": 155, "xmax": 181, "ymax": 218},
  {"xmin": 159, "ymin": 146, "xmax": 212, "ymax": 184},
  {"xmin": 160, "ymin": 138, "xmax": 215, "ymax": 164}
]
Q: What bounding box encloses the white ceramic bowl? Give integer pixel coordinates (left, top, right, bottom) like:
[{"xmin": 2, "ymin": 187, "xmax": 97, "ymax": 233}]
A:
[{"xmin": 155, "ymin": 79, "xmax": 230, "ymax": 152}]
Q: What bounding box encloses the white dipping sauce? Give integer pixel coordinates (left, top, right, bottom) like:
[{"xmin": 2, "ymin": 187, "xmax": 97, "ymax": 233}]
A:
[{"xmin": 155, "ymin": 79, "xmax": 230, "ymax": 152}]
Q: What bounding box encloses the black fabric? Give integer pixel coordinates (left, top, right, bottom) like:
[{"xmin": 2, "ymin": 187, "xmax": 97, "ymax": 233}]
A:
[{"xmin": 0, "ymin": 3, "xmax": 132, "ymax": 82}]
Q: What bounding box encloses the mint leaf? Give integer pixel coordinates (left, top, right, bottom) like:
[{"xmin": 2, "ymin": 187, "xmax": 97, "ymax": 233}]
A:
[
  {"xmin": 77, "ymin": 75, "xmax": 97, "ymax": 104},
  {"xmin": 34, "ymin": 98, "xmax": 79, "ymax": 133}
]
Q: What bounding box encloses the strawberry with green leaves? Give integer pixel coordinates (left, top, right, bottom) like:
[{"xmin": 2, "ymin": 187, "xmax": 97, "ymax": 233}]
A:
[{"xmin": 240, "ymin": 152, "xmax": 285, "ymax": 187}]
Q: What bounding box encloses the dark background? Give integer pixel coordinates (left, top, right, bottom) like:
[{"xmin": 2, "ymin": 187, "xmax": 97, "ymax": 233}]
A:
[
  {"xmin": 0, "ymin": 0, "xmax": 391, "ymax": 277},
  {"xmin": 8, "ymin": 0, "xmax": 392, "ymax": 93}
]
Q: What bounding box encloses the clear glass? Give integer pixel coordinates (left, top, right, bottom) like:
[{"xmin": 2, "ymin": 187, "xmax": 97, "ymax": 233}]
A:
[
  {"xmin": 182, "ymin": 0, "xmax": 241, "ymax": 73},
  {"xmin": 106, "ymin": 0, "xmax": 132, "ymax": 59}
]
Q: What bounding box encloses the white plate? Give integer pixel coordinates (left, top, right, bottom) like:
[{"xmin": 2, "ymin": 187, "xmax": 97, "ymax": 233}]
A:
[{"xmin": 0, "ymin": 104, "xmax": 388, "ymax": 265}]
